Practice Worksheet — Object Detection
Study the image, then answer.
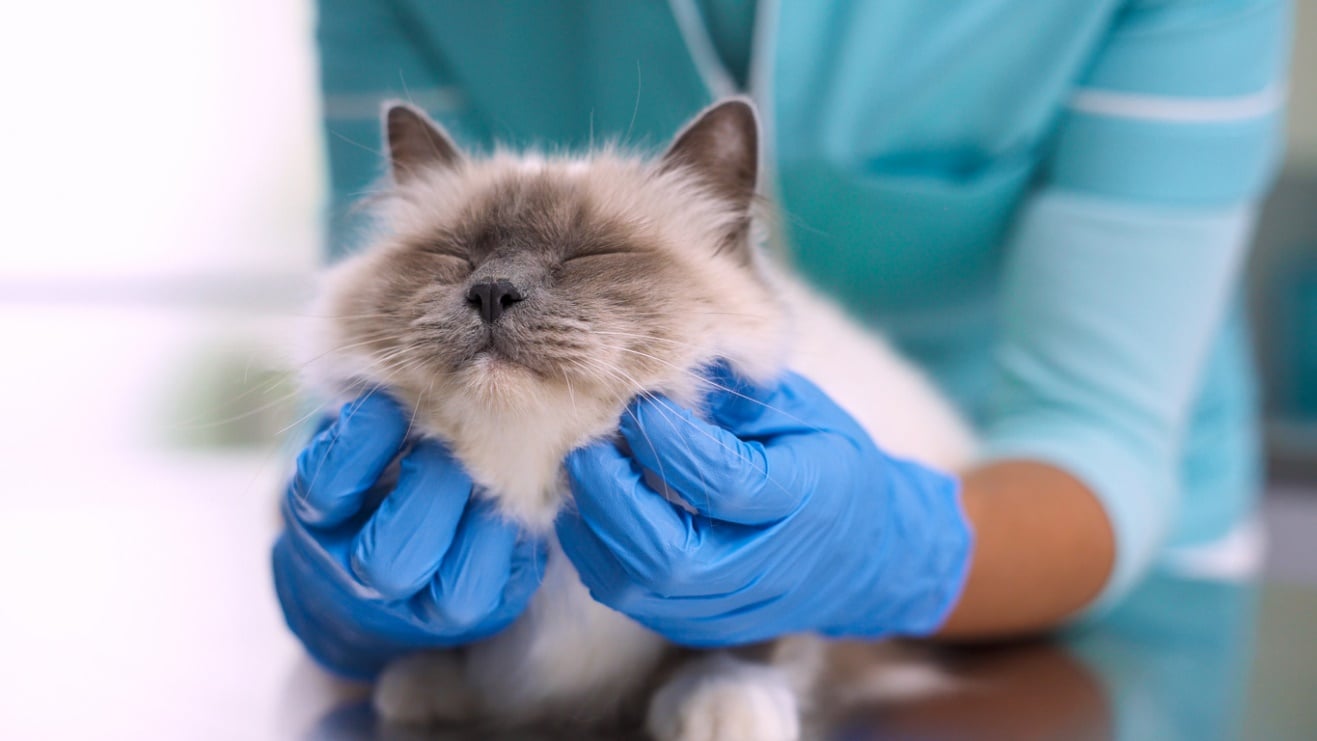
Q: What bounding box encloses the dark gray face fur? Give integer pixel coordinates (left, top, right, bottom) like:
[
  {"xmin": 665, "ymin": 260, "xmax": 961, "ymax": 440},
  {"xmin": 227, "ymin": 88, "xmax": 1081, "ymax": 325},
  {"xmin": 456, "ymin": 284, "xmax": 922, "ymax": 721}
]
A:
[
  {"xmin": 324, "ymin": 99, "xmax": 775, "ymax": 413},
  {"xmin": 362, "ymin": 176, "xmax": 691, "ymax": 383}
]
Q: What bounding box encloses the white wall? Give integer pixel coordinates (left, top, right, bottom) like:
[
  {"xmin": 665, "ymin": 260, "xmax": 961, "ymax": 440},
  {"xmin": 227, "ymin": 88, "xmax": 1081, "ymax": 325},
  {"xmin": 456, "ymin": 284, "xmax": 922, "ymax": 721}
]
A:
[{"xmin": 0, "ymin": 0, "xmax": 323, "ymax": 285}]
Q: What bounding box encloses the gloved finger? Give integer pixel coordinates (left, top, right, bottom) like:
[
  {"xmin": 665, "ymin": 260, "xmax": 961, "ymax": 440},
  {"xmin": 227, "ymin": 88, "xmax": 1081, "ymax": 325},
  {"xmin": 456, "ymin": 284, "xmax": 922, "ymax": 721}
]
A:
[
  {"xmin": 350, "ymin": 439, "xmax": 472, "ymax": 600},
  {"xmin": 563, "ymin": 440, "xmax": 692, "ymax": 581},
  {"xmin": 699, "ymin": 361, "xmax": 773, "ymax": 429},
  {"xmin": 555, "ymin": 508, "xmax": 650, "ymax": 610},
  {"xmin": 310, "ymin": 414, "xmax": 335, "ymax": 436},
  {"xmin": 492, "ymin": 535, "xmax": 549, "ymax": 623},
  {"xmin": 620, "ymin": 395, "xmax": 808, "ymax": 525},
  {"xmin": 423, "ymin": 498, "xmax": 520, "ymax": 630},
  {"xmin": 703, "ymin": 366, "xmax": 826, "ymax": 440},
  {"xmin": 289, "ymin": 392, "xmax": 410, "ymax": 528},
  {"xmin": 272, "ymin": 535, "xmax": 393, "ymax": 679},
  {"xmin": 558, "ymin": 509, "xmax": 774, "ymax": 641}
]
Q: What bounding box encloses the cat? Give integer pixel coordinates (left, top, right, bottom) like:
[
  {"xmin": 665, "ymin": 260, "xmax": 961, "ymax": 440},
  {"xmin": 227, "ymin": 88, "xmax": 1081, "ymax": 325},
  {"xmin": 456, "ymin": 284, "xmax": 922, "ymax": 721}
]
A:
[{"xmin": 302, "ymin": 98, "xmax": 975, "ymax": 740}]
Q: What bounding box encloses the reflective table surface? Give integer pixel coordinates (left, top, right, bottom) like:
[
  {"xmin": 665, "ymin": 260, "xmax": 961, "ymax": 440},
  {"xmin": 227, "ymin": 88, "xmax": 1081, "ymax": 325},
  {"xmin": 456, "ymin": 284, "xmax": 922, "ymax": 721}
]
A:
[
  {"xmin": 0, "ymin": 433, "xmax": 1312, "ymax": 740},
  {"xmin": 296, "ymin": 577, "xmax": 1317, "ymax": 741}
]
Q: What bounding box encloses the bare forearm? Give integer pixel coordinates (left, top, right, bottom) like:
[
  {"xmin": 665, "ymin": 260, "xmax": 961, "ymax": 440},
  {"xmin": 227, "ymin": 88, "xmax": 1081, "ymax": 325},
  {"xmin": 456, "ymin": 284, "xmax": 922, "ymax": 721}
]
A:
[{"xmin": 934, "ymin": 460, "xmax": 1114, "ymax": 640}]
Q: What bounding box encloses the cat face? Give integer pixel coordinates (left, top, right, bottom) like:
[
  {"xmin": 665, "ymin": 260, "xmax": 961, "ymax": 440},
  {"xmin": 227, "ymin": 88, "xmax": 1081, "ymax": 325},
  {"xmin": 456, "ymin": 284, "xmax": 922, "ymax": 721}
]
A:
[{"xmin": 308, "ymin": 100, "xmax": 785, "ymax": 451}]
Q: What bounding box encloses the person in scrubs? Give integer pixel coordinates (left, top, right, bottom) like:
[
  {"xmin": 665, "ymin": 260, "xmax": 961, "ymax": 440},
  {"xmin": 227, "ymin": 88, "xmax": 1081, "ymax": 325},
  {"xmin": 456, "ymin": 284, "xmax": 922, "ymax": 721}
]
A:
[{"xmin": 273, "ymin": 0, "xmax": 1292, "ymax": 679}]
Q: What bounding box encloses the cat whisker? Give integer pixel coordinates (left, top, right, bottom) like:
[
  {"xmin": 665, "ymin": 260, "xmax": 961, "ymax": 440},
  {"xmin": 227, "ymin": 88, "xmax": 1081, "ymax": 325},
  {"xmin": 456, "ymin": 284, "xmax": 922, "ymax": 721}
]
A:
[
  {"xmin": 275, "ymin": 401, "xmax": 333, "ymax": 437},
  {"xmin": 571, "ymin": 361, "xmax": 784, "ymax": 515},
  {"xmin": 627, "ymin": 385, "xmax": 791, "ymax": 506},
  {"xmin": 192, "ymin": 362, "xmax": 303, "ymax": 420},
  {"xmin": 166, "ymin": 384, "xmax": 308, "ymax": 433},
  {"xmin": 574, "ymin": 344, "xmax": 808, "ymax": 502},
  {"xmin": 586, "ymin": 330, "xmax": 704, "ymax": 353},
  {"xmin": 301, "ymin": 387, "xmax": 384, "ymax": 498},
  {"xmin": 561, "ymin": 367, "xmax": 578, "ymax": 418},
  {"xmin": 622, "ymin": 386, "xmax": 720, "ymax": 519},
  {"xmin": 290, "ymin": 331, "xmax": 411, "ymax": 372},
  {"xmin": 222, "ymin": 331, "xmax": 410, "ymax": 422},
  {"xmin": 592, "ymin": 342, "xmax": 822, "ymax": 434},
  {"xmin": 404, "ymin": 375, "xmax": 435, "ymax": 441},
  {"xmin": 292, "ymin": 311, "xmax": 405, "ymax": 321}
]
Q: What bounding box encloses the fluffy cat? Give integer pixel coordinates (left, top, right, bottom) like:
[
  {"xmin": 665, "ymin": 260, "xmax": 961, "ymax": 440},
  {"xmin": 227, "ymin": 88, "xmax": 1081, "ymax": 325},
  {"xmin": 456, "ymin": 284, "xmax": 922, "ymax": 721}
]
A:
[{"xmin": 302, "ymin": 98, "xmax": 975, "ymax": 740}]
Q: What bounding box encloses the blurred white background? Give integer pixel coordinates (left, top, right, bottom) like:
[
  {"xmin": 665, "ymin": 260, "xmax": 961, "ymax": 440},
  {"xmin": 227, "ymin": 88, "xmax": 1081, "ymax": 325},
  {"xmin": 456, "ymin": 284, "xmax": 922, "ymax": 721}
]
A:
[
  {"xmin": 0, "ymin": 2, "xmax": 341, "ymax": 738},
  {"xmin": 0, "ymin": 0, "xmax": 323, "ymax": 456},
  {"xmin": 0, "ymin": 1, "xmax": 1313, "ymax": 739}
]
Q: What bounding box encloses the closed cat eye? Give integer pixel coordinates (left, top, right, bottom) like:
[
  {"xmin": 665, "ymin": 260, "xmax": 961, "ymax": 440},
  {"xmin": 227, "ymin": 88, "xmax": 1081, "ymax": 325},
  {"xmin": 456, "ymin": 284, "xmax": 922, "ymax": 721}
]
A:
[
  {"xmin": 562, "ymin": 247, "xmax": 635, "ymax": 263},
  {"xmin": 421, "ymin": 245, "xmax": 475, "ymax": 269}
]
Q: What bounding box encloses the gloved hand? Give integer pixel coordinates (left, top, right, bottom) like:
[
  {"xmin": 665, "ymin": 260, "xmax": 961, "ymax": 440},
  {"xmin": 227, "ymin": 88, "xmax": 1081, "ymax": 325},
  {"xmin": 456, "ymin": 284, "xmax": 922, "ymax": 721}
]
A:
[
  {"xmin": 272, "ymin": 393, "xmax": 545, "ymax": 679},
  {"xmin": 556, "ymin": 368, "xmax": 973, "ymax": 646}
]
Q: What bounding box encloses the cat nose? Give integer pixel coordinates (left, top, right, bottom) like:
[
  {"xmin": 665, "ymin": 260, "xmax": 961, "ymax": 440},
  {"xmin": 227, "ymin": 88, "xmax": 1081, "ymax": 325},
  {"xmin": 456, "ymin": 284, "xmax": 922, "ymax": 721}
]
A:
[{"xmin": 466, "ymin": 278, "xmax": 525, "ymax": 323}]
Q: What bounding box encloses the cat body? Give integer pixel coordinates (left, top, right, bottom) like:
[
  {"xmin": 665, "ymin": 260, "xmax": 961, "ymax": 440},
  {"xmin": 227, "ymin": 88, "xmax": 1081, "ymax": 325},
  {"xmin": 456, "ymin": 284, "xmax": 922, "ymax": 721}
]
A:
[{"xmin": 303, "ymin": 100, "xmax": 974, "ymax": 740}]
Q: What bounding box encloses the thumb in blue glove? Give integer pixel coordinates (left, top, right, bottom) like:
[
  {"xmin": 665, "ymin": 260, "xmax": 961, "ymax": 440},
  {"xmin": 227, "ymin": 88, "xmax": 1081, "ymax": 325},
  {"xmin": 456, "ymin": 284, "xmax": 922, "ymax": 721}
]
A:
[
  {"xmin": 555, "ymin": 369, "xmax": 973, "ymax": 646},
  {"xmin": 273, "ymin": 393, "xmax": 545, "ymax": 679}
]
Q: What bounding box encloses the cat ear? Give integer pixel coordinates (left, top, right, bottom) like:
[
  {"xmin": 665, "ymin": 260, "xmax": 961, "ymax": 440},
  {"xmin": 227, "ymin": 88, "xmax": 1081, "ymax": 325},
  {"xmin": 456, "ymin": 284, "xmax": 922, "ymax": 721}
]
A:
[
  {"xmin": 660, "ymin": 98, "xmax": 759, "ymax": 214},
  {"xmin": 384, "ymin": 102, "xmax": 464, "ymax": 184}
]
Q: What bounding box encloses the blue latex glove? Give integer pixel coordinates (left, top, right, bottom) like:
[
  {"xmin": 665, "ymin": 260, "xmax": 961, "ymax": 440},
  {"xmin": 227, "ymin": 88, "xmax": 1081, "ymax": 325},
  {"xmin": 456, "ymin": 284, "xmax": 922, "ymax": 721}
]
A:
[
  {"xmin": 272, "ymin": 393, "xmax": 545, "ymax": 679},
  {"xmin": 556, "ymin": 369, "xmax": 973, "ymax": 646}
]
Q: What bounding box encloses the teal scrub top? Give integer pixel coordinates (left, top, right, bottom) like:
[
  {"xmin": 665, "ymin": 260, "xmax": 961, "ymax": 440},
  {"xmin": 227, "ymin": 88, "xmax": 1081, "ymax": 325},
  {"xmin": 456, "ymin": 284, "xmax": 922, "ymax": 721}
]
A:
[{"xmin": 314, "ymin": 0, "xmax": 1292, "ymax": 608}]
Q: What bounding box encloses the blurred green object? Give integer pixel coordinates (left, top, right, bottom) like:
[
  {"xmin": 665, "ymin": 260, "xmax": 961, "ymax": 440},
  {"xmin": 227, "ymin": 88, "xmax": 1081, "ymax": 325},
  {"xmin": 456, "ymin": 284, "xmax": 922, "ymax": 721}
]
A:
[{"xmin": 160, "ymin": 346, "xmax": 300, "ymax": 449}]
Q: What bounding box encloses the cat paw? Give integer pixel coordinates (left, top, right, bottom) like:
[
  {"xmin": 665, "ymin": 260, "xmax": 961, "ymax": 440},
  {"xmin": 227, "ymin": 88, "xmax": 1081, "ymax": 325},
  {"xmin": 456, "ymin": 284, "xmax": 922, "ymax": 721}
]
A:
[
  {"xmin": 647, "ymin": 655, "xmax": 800, "ymax": 741},
  {"xmin": 373, "ymin": 651, "xmax": 475, "ymax": 726}
]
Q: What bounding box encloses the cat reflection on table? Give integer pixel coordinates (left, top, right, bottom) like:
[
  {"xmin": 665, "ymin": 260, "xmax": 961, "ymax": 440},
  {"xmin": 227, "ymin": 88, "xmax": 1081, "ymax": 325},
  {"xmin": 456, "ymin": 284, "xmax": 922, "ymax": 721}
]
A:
[{"xmin": 302, "ymin": 98, "xmax": 974, "ymax": 741}]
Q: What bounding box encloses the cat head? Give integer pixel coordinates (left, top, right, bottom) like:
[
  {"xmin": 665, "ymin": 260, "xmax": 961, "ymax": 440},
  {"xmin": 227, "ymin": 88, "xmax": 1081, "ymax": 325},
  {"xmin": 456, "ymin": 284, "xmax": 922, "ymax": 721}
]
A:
[{"xmin": 305, "ymin": 99, "xmax": 786, "ymax": 498}]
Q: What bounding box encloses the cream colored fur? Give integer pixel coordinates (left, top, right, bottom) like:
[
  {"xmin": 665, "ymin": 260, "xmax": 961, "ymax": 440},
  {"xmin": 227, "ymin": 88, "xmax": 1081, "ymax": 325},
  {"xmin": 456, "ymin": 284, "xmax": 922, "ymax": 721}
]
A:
[
  {"xmin": 300, "ymin": 101, "xmax": 975, "ymax": 740},
  {"xmin": 306, "ymin": 149, "xmax": 788, "ymax": 532}
]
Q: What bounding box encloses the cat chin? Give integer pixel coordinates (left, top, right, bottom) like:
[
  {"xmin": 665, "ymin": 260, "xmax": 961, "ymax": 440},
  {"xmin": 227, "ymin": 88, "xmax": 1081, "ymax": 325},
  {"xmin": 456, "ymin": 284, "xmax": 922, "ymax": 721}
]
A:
[
  {"xmin": 307, "ymin": 346, "xmax": 643, "ymax": 533},
  {"xmin": 401, "ymin": 371, "xmax": 632, "ymax": 532},
  {"xmin": 451, "ymin": 354, "xmax": 547, "ymax": 405}
]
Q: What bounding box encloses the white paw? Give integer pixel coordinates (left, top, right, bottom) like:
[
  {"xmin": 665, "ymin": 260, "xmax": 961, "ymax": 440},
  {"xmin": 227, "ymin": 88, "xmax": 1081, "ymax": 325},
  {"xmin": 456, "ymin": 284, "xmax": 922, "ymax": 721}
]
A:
[
  {"xmin": 373, "ymin": 651, "xmax": 476, "ymax": 726},
  {"xmin": 648, "ymin": 655, "xmax": 800, "ymax": 741}
]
